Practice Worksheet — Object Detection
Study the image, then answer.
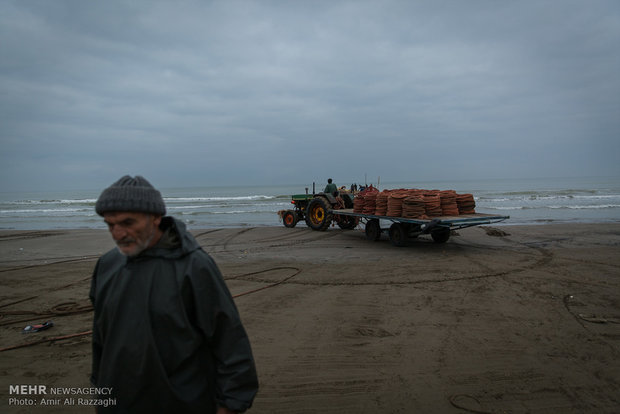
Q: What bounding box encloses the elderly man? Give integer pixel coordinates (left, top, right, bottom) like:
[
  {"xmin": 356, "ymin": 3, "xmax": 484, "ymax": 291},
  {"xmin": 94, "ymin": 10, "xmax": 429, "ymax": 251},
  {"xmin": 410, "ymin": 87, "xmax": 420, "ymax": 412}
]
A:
[{"xmin": 90, "ymin": 175, "xmax": 258, "ymax": 413}]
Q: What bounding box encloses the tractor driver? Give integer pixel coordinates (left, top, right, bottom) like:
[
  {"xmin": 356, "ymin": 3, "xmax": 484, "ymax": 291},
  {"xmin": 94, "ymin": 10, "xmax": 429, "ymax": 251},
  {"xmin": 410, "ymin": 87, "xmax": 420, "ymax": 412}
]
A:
[{"xmin": 324, "ymin": 178, "xmax": 338, "ymax": 195}]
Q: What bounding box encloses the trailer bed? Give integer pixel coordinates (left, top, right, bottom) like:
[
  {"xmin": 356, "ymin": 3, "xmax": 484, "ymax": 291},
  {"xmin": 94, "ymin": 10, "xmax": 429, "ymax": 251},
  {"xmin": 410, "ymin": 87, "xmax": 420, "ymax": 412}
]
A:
[
  {"xmin": 331, "ymin": 209, "xmax": 509, "ymax": 229},
  {"xmin": 330, "ymin": 208, "xmax": 509, "ymax": 246}
]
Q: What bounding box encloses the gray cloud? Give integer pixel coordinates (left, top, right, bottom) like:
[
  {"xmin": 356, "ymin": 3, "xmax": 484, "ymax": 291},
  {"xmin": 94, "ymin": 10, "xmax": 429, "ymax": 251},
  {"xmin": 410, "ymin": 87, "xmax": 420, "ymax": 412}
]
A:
[{"xmin": 1, "ymin": 0, "xmax": 618, "ymax": 191}]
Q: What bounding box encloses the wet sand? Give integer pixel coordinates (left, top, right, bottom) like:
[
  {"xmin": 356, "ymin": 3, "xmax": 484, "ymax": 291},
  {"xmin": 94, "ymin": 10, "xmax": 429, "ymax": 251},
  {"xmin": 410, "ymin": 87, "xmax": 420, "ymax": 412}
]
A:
[{"xmin": 1, "ymin": 223, "xmax": 619, "ymax": 413}]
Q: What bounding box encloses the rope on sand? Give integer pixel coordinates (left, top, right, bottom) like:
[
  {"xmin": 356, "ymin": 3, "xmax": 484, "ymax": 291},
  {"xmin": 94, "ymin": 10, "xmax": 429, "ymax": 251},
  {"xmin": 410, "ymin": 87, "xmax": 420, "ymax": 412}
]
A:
[
  {"xmin": 0, "ymin": 275, "xmax": 94, "ymax": 327},
  {"xmin": 0, "ymin": 256, "xmax": 100, "ymax": 273},
  {"xmin": 226, "ymin": 266, "xmax": 302, "ymax": 298},
  {"xmin": 0, "ymin": 267, "xmax": 301, "ymax": 352},
  {"xmin": 448, "ymin": 394, "xmax": 494, "ymax": 414},
  {"xmin": 0, "ymin": 331, "xmax": 92, "ymax": 352}
]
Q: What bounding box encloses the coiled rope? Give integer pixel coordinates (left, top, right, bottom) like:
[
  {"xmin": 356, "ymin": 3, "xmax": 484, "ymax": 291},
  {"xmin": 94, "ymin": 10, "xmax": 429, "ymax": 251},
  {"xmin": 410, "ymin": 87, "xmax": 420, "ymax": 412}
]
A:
[{"xmin": 0, "ymin": 266, "xmax": 301, "ymax": 352}]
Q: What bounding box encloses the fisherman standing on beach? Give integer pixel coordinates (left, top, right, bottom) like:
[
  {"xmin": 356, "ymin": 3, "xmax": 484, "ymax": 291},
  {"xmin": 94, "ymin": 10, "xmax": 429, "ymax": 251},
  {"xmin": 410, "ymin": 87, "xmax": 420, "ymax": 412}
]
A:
[{"xmin": 90, "ymin": 175, "xmax": 258, "ymax": 413}]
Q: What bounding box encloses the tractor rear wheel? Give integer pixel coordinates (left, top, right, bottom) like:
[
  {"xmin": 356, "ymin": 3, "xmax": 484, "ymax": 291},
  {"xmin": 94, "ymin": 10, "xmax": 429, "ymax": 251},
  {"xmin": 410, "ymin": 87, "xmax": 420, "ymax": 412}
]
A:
[{"xmin": 305, "ymin": 197, "xmax": 333, "ymax": 231}]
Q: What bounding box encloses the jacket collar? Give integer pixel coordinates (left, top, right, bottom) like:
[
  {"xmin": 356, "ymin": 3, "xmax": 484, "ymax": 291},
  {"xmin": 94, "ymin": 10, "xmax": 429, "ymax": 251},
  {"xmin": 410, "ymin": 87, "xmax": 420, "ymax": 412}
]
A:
[{"xmin": 128, "ymin": 217, "xmax": 200, "ymax": 261}]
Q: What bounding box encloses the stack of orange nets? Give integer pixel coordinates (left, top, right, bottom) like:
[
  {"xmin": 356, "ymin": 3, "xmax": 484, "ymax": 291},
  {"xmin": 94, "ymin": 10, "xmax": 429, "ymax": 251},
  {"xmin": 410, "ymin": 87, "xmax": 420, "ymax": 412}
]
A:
[
  {"xmin": 352, "ymin": 186, "xmax": 475, "ymax": 219},
  {"xmin": 439, "ymin": 190, "xmax": 460, "ymax": 216},
  {"xmin": 353, "ymin": 193, "xmax": 365, "ymax": 213},
  {"xmin": 386, "ymin": 190, "xmax": 408, "ymax": 217},
  {"xmin": 456, "ymin": 193, "xmax": 476, "ymax": 214},
  {"xmin": 353, "ymin": 187, "xmax": 378, "ymax": 213},
  {"xmin": 374, "ymin": 191, "xmax": 390, "ymax": 216},
  {"xmin": 402, "ymin": 194, "xmax": 428, "ymax": 219},
  {"xmin": 362, "ymin": 192, "xmax": 378, "ymax": 215},
  {"xmin": 423, "ymin": 191, "xmax": 443, "ymax": 217}
]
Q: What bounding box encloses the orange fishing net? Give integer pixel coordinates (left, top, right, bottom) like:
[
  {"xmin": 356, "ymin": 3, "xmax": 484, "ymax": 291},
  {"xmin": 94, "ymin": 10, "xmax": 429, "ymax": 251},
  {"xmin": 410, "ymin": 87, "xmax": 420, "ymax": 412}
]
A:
[
  {"xmin": 440, "ymin": 190, "xmax": 460, "ymax": 216},
  {"xmin": 386, "ymin": 190, "xmax": 408, "ymax": 217},
  {"xmin": 362, "ymin": 192, "xmax": 378, "ymax": 215},
  {"xmin": 423, "ymin": 192, "xmax": 443, "ymax": 217},
  {"xmin": 456, "ymin": 193, "xmax": 476, "ymax": 214},
  {"xmin": 350, "ymin": 186, "xmax": 475, "ymax": 218},
  {"xmin": 353, "ymin": 193, "xmax": 365, "ymax": 213},
  {"xmin": 374, "ymin": 190, "xmax": 390, "ymax": 216},
  {"xmin": 402, "ymin": 194, "xmax": 428, "ymax": 219},
  {"xmin": 353, "ymin": 187, "xmax": 378, "ymax": 213}
]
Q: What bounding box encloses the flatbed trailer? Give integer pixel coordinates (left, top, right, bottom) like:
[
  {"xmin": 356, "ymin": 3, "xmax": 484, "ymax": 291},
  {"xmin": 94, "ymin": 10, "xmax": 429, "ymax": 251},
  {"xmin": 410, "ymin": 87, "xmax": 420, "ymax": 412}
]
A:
[{"xmin": 330, "ymin": 208, "xmax": 509, "ymax": 246}]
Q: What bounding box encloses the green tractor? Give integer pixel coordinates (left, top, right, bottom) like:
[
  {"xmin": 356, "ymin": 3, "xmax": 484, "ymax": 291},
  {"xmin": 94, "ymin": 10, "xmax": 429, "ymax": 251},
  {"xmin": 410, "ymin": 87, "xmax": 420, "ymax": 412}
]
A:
[{"xmin": 280, "ymin": 192, "xmax": 358, "ymax": 231}]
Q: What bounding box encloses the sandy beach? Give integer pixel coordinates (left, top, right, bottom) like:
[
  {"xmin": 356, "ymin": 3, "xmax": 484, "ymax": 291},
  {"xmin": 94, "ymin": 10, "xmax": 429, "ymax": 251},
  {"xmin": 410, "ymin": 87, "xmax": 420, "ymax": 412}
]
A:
[{"xmin": 1, "ymin": 223, "xmax": 619, "ymax": 413}]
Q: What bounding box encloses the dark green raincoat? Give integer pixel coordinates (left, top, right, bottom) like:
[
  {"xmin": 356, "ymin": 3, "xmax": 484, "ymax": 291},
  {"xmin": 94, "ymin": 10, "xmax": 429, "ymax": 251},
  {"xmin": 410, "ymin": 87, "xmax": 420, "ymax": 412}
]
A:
[{"xmin": 90, "ymin": 217, "xmax": 258, "ymax": 413}]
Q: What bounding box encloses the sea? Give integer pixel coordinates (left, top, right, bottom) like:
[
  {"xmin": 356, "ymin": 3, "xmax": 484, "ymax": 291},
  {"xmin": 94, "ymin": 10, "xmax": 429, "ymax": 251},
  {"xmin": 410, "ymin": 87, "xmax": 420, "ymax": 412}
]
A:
[{"xmin": 1, "ymin": 176, "xmax": 619, "ymax": 231}]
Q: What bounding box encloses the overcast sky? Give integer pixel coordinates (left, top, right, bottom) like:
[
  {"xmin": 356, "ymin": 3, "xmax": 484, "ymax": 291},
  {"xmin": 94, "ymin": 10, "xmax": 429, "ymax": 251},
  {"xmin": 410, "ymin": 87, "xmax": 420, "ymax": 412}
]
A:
[{"xmin": 1, "ymin": 0, "xmax": 619, "ymax": 192}]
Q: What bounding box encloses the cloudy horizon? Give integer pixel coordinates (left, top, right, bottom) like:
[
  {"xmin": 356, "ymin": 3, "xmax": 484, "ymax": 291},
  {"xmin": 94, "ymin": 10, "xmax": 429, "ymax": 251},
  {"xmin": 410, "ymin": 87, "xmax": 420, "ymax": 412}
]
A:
[{"xmin": 1, "ymin": 0, "xmax": 619, "ymax": 192}]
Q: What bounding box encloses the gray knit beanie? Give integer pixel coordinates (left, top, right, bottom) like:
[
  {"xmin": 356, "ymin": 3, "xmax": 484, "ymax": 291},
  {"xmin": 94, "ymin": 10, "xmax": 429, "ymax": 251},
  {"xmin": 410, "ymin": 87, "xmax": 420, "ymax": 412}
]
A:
[{"xmin": 95, "ymin": 175, "xmax": 166, "ymax": 216}]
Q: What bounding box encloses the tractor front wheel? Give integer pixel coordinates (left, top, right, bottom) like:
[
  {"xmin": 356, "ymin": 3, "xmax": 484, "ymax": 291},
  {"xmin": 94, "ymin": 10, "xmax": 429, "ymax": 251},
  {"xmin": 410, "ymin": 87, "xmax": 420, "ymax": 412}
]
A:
[{"xmin": 282, "ymin": 210, "xmax": 298, "ymax": 228}]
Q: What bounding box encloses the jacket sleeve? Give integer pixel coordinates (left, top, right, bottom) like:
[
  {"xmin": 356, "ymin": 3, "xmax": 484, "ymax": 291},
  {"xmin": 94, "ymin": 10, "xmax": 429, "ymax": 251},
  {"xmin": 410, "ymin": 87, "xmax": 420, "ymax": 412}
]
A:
[
  {"xmin": 89, "ymin": 258, "xmax": 102, "ymax": 386},
  {"xmin": 191, "ymin": 252, "xmax": 259, "ymax": 412}
]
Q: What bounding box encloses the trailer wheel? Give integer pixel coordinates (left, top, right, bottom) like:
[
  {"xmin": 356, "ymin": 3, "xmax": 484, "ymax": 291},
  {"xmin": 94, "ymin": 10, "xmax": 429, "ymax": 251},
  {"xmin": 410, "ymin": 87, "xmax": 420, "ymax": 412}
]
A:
[
  {"xmin": 305, "ymin": 197, "xmax": 333, "ymax": 231},
  {"xmin": 431, "ymin": 227, "xmax": 451, "ymax": 243},
  {"xmin": 389, "ymin": 223, "xmax": 408, "ymax": 247},
  {"xmin": 282, "ymin": 210, "xmax": 298, "ymax": 228},
  {"xmin": 365, "ymin": 219, "xmax": 381, "ymax": 241},
  {"xmin": 337, "ymin": 215, "xmax": 358, "ymax": 230}
]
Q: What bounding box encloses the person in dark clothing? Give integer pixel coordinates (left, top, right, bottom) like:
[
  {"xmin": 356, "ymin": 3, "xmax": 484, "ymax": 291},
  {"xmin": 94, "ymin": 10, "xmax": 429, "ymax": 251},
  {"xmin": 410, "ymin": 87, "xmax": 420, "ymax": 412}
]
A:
[
  {"xmin": 324, "ymin": 178, "xmax": 338, "ymax": 195},
  {"xmin": 90, "ymin": 175, "xmax": 258, "ymax": 414}
]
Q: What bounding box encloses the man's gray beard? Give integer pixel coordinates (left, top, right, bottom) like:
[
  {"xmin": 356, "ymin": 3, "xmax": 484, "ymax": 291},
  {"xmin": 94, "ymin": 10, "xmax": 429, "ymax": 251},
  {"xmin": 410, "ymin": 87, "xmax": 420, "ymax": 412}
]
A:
[{"xmin": 116, "ymin": 225, "xmax": 157, "ymax": 257}]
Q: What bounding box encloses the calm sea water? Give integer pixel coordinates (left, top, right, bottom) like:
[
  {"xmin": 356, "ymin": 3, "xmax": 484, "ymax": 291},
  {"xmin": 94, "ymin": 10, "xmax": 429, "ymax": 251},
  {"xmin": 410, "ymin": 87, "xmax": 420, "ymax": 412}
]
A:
[{"xmin": 1, "ymin": 176, "xmax": 619, "ymax": 230}]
